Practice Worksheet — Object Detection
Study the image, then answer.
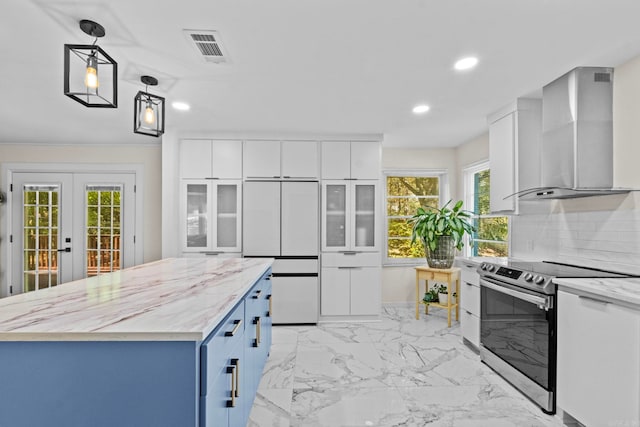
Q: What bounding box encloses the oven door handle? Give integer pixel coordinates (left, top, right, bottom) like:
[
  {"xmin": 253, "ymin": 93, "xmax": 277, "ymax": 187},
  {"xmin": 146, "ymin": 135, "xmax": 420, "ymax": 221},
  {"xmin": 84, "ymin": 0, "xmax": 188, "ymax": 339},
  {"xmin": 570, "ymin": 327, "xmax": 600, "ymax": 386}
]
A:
[{"xmin": 480, "ymin": 278, "xmax": 553, "ymax": 310}]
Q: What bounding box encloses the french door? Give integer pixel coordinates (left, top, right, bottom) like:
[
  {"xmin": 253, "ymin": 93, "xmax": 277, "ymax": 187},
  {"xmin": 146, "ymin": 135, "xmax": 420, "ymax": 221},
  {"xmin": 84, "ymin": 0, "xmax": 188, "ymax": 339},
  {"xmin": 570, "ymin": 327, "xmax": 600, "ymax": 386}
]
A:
[{"xmin": 10, "ymin": 172, "xmax": 136, "ymax": 294}]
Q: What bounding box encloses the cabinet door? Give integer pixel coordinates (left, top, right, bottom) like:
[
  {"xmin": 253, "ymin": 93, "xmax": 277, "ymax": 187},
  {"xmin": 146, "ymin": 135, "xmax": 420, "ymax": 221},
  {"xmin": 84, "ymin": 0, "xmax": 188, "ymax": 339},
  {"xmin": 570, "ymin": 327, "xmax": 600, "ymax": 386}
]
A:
[
  {"xmin": 349, "ymin": 267, "xmax": 381, "ymax": 315},
  {"xmin": 320, "ymin": 267, "xmax": 350, "ymax": 315},
  {"xmin": 557, "ymin": 291, "xmax": 640, "ymax": 427},
  {"xmin": 321, "ymin": 142, "xmax": 351, "ymax": 179},
  {"xmin": 243, "ymin": 141, "xmax": 281, "ymax": 178},
  {"xmin": 281, "ymin": 182, "xmax": 318, "ymax": 256},
  {"xmin": 350, "ymin": 142, "xmax": 380, "ymax": 179},
  {"xmin": 489, "ymin": 113, "xmax": 516, "ymax": 213},
  {"xmin": 243, "ymin": 181, "xmax": 281, "ymax": 255},
  {"xmin": 281, "ymin": 141, "xmax": 318, "ymax": 179},
  {"xmin": 322, "ymin": 182, "xmax": 349, "ymax": 251},
  {"xmin": 180, "ymin": 140, "xmax": 212, "ymax": 178},
  {"xmin": 352, "ymin": 181, "xmax": 378, "ymax": 252},
  {"xmin": 214, "ymin": 181, "xmax": 242, "ymax": 252},
  {"xmin": 181, "ymin": 180, "xmax": 213, "ymax": 252},
  {"xmin": 212, "ymin": 140, "xmax": 243, "ymax": 179}
]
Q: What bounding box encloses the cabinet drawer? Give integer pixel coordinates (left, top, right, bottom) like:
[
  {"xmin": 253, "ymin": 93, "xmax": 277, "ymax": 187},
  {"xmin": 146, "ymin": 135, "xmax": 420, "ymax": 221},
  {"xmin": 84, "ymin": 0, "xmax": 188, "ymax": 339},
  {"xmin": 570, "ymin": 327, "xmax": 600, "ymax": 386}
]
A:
[
  {"xmin": 200, "ymin": 301, "xmax": 245, "ymax": 397},
  {"xmin": 321, "ymin": 252, "xmax": 379, "ymax": 267},
  {"xmin": 460, "ymin": 310, "xmax": 480, "ymax": 348},
  {"xmin": 460, "ymin": 280, "xmax": 480, "ymax": 315},
  {"xmin": 461, "ymin": 268, "xmax": 479, "ymax": 287},
  {"xmin": 272, "ymin": 258, "xmax": 318, "ymax": 273}
]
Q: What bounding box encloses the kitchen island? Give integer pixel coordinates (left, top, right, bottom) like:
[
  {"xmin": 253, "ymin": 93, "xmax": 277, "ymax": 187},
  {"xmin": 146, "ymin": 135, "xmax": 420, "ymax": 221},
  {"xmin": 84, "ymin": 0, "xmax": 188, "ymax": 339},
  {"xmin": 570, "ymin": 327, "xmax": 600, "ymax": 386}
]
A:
[{"xmin": 0, "ymin": 257, "xmax": 273, "ymax": 427}]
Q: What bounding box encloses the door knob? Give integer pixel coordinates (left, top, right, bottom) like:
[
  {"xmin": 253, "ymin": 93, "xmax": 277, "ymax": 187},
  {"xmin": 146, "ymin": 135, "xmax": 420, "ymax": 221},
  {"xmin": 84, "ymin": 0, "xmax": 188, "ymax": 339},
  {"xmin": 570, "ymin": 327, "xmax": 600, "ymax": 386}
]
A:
[{"xmin": 57, "ymin": 247, "xmax": 71, "ymax": 253}]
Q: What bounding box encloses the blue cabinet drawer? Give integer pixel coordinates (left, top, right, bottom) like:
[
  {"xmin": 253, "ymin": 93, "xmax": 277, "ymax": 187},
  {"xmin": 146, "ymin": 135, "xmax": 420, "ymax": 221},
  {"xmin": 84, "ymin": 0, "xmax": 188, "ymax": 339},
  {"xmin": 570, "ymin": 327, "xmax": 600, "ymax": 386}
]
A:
[{"xmin": 200, "ymin": 301, "xmax": 245, "ymax": 397}]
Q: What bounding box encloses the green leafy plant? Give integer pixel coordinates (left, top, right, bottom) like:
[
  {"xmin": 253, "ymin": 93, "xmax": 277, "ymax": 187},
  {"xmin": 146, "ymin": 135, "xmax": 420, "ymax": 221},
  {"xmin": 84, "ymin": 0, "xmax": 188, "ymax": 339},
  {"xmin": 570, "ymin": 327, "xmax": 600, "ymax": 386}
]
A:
[
  {"xmin": 423, "ymin": 288, "xmax": 439, "ymax": 303},
  {"xmin": 433, "ymin": 284, "xmax": 448, "ymax": 294},
  {"xmin": 408, "ymin": 199, "xmax": 475, "ymax": 252}
]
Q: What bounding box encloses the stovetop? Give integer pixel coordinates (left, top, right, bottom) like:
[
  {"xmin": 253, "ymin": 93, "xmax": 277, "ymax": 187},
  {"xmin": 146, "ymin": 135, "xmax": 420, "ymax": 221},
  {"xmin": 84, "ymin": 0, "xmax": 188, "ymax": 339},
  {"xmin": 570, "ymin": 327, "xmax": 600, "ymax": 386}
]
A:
[{"xmin": 477, "ymin": 260, "xmax": 637, "ymax": 295}]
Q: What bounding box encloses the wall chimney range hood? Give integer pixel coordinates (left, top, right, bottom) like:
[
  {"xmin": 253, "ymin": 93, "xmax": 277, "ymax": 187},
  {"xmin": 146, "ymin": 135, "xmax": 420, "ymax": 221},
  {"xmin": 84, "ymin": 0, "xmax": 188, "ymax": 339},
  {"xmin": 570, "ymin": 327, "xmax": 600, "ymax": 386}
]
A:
[{"xmin": 518, "ymin": 66, "xmax": 630, "ymax": 200}]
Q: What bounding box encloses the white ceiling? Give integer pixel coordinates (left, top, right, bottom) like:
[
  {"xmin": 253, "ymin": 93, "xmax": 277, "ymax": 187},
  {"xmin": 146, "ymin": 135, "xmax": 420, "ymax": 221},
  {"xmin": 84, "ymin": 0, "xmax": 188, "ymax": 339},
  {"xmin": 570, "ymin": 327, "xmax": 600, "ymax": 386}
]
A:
[{"xmin": 2, "ymin": 0, "xmax": 640, "ymax": 148}]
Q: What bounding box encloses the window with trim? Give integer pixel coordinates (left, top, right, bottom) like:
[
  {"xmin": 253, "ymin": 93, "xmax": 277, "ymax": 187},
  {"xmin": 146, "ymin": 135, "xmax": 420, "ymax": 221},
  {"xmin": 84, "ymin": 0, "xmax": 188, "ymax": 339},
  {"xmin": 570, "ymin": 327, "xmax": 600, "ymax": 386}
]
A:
[
  {"xmin": 384, "ymin": 171, "xmax": 448, "ymax": 264},
  {"xmin": 463, "ymin": 162, "xmax": 509, "ymax": 257}
]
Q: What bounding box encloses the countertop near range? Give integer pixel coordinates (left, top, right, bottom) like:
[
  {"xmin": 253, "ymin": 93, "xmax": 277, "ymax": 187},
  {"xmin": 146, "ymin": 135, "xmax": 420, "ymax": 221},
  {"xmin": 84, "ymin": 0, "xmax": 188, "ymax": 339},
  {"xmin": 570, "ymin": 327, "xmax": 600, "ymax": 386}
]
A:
[
  {"xmin": 555, "ymin": 277, "xmax": 640, "ymax": 310},
  {"xmin": 0, "ymin": 257, "xmax": 273, "ymax": 341},
  {"xmin": 455, "ymin": 256, "xmax": 509, "ymax": 267}
]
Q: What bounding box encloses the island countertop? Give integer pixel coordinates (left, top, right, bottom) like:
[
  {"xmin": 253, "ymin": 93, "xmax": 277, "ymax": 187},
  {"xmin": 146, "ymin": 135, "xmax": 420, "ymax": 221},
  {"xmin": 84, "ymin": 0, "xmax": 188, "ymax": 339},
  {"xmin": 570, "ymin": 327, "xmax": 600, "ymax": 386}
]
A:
[{"xmin": 0, "ymin": 257, "xmax": 273, "ymax": 341}]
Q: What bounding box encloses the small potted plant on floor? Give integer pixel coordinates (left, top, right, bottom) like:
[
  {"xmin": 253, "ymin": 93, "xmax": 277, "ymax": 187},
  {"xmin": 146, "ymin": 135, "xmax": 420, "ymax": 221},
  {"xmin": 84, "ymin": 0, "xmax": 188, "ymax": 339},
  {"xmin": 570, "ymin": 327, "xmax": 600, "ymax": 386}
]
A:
[{"xmin": 408, "ymin": 199, "xmax": 475, "ymax": 269}]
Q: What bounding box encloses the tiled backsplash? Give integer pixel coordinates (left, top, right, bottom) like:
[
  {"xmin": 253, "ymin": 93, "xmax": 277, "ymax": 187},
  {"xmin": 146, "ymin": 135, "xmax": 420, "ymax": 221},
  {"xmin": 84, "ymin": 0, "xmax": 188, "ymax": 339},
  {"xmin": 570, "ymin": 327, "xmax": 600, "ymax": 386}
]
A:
[{"xmin": 510, "ymin": 193, "xmax": 640, "ymax": 274}]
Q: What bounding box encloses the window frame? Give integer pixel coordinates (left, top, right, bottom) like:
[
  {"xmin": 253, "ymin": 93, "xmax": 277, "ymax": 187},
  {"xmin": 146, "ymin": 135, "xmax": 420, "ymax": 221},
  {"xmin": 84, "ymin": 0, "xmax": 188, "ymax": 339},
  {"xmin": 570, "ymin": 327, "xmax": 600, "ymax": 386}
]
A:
[
  {"xmin": 462, "ymin": 160, "xmax": 510, "ymax": 258},
  {"xmin": 383, "ymin": 169, "xmax": 449, "ymax": 266}
]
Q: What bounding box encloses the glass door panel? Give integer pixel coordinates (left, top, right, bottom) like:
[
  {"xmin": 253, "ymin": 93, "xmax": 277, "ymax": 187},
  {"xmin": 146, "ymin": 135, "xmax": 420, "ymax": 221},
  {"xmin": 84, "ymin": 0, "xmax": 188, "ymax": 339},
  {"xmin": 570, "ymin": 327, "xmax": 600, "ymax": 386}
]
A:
[
  {"xmin": 325, "ymin": 183, "xmax": 347, "ymax": 249},
  {"xmin": 186, "ymin": 183, "xmax": 208, "ymax": 249},
  {"xmin": 354, "ymin": 183, "xmax": 376, "ymax": 249},
  {"xmin": 22, "ymin": 185, "xmax": 60, "ymax": 292},
  {"xmin": 85, "ymin": 185, "xmax": 122, "ymax": 277},
  {"xmin": 216, "ymin": 183, "xmax": 238, "ymax": 248}
]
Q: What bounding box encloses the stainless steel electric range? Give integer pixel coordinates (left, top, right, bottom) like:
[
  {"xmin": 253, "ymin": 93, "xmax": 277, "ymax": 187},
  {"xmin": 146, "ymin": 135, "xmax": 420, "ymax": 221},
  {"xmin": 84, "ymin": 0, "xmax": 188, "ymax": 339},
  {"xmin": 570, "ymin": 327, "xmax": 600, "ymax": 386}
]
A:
[{"xmin": 477, "ymin": 260, "xmax": 636, "ymax": 414}]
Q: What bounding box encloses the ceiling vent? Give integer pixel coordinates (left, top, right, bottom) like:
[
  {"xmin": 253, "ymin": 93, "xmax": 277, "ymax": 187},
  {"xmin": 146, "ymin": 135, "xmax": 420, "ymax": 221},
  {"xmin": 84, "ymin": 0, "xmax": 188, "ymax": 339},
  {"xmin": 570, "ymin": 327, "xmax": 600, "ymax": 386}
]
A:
[{"xmin": 183, "ymin": 30, "xmax": 228, "ymax": 63}]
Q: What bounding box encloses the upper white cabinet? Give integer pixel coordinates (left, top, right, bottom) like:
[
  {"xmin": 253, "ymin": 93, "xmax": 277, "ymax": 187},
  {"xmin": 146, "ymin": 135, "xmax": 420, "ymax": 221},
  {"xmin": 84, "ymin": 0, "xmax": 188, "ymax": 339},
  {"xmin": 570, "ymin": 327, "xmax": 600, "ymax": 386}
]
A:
[
  {"xmin": 322, "ymin": 180, "xmax": 379, "ymax": 252},
  {"xmin": 487, "ymin": 98, "xmax": 541, "ymax": 213},
  {"xmin": 243, "ymin": 140, "xmax": 319, "ymax": 179},
  {"xmin": 321, "ymin": 141, "xmax": 380, "ymax": 180},
  {"xmin": 179, "ymin": 139, "xmax": 242, "ymax": 179},
  {"xmin": 557, "ymin": 290, "xmax": 640, "ymax": 427},
  {"xmin": 180, "ymin": 180, "xmax": 242, "ymax": 254}
]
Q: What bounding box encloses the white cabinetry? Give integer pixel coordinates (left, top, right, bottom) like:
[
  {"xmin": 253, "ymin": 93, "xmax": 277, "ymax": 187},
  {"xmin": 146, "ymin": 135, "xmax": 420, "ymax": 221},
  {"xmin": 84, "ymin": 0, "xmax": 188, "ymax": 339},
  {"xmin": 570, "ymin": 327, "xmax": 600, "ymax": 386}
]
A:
[
  {"xmin": 457, "ymin": 261, "xmax": 480, "ymax": 349},
  {"xmin": 557, "ymin": 290, "xmax": 640, "ymax": 426},
  {"xmin": 321, "ymin": 180, "xmax": 379, "ymax": 252},
  {"xmin": 179, "ymin": 139, "xmax": 242, "ymax": 255},
  {"xmin": 243, "ymin": 140, "xmax": 318, "ymax": 179},
  {"xmin": 179, "ymin": 139, "xmax": 242, "ymax": 179},
  {"xmin": 487, "ymin": 98, "xmax": 541, "ymax": 213},
  {"xmin": 321, "ymin": 253, "xmax": 380, "ymax": 316},
  {"xmin": 321, "ymin": 141, "xmax": 380, "ymax": 179},
  {"xmin": 180, "ymin": 180, "xmax": 242, "ymax": 254}
]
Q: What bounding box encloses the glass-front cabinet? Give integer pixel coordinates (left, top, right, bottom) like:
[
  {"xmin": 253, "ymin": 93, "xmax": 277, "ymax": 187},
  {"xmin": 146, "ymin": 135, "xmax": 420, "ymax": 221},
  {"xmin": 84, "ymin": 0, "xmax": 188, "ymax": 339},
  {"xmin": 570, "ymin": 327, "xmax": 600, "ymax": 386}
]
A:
[
  {"xmin": 180, "ymin": 180, "xmax": 242, "ymax": 254},
  {"xmin": 322, "ymin": 180, "xmax": 378, "ymax": 252}
]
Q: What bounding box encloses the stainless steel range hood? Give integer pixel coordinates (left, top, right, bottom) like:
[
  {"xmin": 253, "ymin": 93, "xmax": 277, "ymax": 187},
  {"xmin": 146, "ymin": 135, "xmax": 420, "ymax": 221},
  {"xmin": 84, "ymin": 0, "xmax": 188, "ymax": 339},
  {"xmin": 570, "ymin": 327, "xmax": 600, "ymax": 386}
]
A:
[{"xmin": 519, "ymin": 66, "xmax": 630, "ymax": 200}]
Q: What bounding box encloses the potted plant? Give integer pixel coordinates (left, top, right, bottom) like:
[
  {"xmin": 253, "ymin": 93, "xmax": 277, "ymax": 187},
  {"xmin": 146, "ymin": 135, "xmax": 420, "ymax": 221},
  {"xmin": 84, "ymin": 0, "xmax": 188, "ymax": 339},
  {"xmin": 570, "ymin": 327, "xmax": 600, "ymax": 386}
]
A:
[
  {"xmin": 408, "ymin": 199, "xmax": 475, "ymax": 269},
  {"xmin": 422, "ymin": 287, "xmax": 439, "ymax": 304}
]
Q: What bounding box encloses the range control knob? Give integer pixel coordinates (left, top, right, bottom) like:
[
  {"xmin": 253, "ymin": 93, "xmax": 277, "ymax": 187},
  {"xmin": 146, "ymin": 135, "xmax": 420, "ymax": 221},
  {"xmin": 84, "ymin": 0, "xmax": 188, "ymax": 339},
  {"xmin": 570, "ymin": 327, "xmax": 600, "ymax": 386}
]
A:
[
  {"xmin": 486, "ymin": 265, "xmax": 495, "ymax": 272},
  {"xmin": 534, "ymin": 276, "xmax": 545, "ymax": 285},
  {"xmin": 523, "ymin": 273, "xmax": 533, "ymax": 282}
]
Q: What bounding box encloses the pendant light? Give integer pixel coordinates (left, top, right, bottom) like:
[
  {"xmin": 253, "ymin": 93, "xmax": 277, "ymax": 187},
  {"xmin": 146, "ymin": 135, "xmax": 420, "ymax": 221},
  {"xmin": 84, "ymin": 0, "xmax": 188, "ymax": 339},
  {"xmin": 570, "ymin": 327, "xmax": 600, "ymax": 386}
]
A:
[
  {"xmin": 64, "ymin": 19, "xmax": 118, "ymax": 108},
  {"xmin": 134, "ymin": 76, "xmax": 165, "ymax": 137}
]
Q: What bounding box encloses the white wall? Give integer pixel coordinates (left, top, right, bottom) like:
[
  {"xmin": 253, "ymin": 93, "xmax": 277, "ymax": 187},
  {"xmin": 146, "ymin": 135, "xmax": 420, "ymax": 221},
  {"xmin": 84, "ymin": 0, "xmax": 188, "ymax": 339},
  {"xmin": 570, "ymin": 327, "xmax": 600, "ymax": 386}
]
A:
[
  {"xmin": 0, "ymin": 143, "xmax": 163, "ymax": 294},
  {"xmin": 510, "ymin": 54, "xmax": 640, "ymax": 274}
]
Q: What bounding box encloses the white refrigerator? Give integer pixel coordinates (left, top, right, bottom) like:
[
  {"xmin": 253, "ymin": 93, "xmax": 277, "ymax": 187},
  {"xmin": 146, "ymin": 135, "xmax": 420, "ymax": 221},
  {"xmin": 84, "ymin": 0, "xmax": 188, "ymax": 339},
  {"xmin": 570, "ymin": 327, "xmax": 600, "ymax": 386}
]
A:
[{"xmin": 243, "ymin": 181, "xmax": 319, "ymax": 324}]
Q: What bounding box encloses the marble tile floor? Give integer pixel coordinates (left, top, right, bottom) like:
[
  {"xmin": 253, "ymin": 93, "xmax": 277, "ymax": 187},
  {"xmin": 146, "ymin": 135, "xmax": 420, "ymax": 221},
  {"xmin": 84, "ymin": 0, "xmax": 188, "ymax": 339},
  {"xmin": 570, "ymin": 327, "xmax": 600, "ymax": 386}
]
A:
[{"xmin": 248, "ymin": 304, "xmax": 564, "ymax": 427}]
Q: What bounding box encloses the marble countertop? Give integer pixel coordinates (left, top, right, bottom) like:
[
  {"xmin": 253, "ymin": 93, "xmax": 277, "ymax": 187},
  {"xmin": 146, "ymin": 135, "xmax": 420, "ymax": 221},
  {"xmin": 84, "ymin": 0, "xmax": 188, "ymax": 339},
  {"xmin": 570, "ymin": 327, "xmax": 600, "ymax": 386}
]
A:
[
  {"xmin": 0, "ymin": 257, "xmax": 273, "ymax": 342},
  {"xmin": 555, "ymin": 277, "xmax": 640, "ymax": 310},
  {"xmin": 455, "ymin": 257, "xmax": 509, "ymax": 267}
]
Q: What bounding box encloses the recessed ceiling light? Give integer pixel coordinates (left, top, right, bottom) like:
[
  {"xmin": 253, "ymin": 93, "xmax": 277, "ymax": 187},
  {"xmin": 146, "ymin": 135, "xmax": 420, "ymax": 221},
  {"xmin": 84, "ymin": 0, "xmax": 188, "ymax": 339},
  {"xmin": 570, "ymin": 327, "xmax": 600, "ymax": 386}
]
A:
[
  {"xmin": 454, "ymin": 56, "xmax": 479, "ymax": 71},
  {"xmin": 412, "ymin": 104, "xmax": 430, "ymax": 114},
  {"xmin": 172, "ymin": 101, "xmax": 190, "ymax": 111}
]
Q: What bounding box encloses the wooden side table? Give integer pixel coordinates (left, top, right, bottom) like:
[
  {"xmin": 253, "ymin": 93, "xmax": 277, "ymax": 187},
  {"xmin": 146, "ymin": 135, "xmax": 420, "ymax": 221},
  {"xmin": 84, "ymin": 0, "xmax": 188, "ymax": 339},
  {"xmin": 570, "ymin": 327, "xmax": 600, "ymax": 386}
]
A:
[{"xmin": 415, "ymin": 266, "xmax": 460, "ymax": 327}]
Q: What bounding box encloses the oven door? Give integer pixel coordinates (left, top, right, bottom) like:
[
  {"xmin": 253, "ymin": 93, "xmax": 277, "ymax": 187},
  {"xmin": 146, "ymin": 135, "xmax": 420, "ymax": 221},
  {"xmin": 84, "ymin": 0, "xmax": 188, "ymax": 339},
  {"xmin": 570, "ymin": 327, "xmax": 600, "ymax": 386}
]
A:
[{"xmin": 480, "ymin": 277, "xmax": 556, "ymax": 413}]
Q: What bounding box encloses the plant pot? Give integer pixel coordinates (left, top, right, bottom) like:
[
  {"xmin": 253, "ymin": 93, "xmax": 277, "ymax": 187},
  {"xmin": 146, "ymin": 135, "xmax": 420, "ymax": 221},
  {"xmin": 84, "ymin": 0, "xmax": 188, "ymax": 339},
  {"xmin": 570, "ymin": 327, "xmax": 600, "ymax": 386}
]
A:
[
  {"xmin": 438, "ymin": 292, "xmax": 449, "ymax": 305},
  {"xmin": 424, "ymin": 235, "xmax": 455, "ymax": 269}
]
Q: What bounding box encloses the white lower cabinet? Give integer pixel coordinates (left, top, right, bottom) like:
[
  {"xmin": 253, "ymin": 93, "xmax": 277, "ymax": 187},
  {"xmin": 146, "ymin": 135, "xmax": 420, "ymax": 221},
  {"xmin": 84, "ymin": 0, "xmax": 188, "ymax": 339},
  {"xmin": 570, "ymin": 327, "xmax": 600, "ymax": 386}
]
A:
[
  {"xmin": 457, "ymin": 261, "xmax": 481, "ymax": 349},
  {"xmin": 557, "ymin": 290, "xmax": 640, "ymax": 426},
  {"xmin": 320, "ymin": 252, "xmax": 380, "ymax": 317}
]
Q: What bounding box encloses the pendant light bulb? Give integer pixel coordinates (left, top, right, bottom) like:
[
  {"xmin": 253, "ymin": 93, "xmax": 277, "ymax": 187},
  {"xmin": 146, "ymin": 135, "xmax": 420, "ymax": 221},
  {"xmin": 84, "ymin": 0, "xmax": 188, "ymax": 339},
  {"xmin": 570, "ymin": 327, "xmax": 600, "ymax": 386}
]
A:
[
  {"xmin": 144, "ymin": 101, "xmax": 155, "ymax": 125},
  {"xmin": 84, "ymin": 54, "xmax": 99, "ymax": 89}
]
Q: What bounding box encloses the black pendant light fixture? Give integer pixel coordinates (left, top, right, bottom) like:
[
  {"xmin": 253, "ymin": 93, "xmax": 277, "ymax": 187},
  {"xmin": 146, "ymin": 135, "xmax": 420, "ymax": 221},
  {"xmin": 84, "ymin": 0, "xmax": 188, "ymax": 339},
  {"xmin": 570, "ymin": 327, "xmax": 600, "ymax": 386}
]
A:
[
  {"xmin": 134, "ymin": 75, "xmax": 165, "ymax": 137},
  {"xmin": 64, "ymin": 19, "xmax": 118, "ymax": 108}
]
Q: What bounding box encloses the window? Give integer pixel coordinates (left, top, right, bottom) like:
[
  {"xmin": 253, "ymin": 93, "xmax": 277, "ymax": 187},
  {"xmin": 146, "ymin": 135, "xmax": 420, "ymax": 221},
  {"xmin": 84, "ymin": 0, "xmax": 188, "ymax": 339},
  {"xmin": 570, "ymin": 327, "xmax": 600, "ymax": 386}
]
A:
[
  {"xmin": 463, "ymin": 162, "xmax": 509, "ymax": 257},
  {"xmin": 384, "ymin": 171, "xmax": 448, "ymax": 264}
]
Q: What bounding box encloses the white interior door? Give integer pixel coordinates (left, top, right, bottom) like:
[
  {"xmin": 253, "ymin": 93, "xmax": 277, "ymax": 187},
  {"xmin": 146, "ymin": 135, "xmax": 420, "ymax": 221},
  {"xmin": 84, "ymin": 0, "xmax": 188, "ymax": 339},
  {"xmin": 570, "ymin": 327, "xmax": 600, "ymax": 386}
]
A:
[{"xmin": 10, "ymin": 172, "xmax": 136, "ymax": 294}]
